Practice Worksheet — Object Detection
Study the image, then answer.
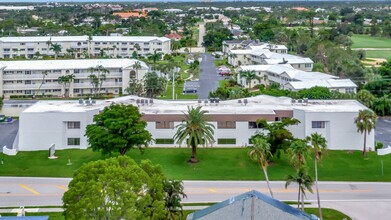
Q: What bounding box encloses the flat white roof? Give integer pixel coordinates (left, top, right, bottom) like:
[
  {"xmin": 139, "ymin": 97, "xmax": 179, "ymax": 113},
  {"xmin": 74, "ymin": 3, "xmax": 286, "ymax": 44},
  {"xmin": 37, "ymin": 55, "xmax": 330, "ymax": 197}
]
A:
[
  {"xmin": 0, "ymin": 59, "xmax": 148, "ymax": 71},
  {"xmin": 0, "ymin": 36, "xmax": 170, "ymax": 43},
  {"xmin": 237, "ymin": 64, "xmax": 292, "ymax": 72},
  {"xmin": 287, "ymin": 79, "xmax": 357, "ymax": 90},
  {"xmin": 23, "ymin": 95, "xmax": 367, "ymax": 115}
]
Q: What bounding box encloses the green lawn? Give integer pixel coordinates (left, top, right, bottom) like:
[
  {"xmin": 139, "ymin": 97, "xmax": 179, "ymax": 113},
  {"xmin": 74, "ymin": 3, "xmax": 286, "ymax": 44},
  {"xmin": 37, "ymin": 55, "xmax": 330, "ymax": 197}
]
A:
[
  {"xmin": 365, "ymin": 50, "xmax": 391, "ymax": 60},
  {"xmin": 351, "ymin": 35, "xmax": 391, "ymax": 48},
  {"xmin": 1, "ymin": 148, "xmax": 391, "ymax": 181},
  {"xmin": 159, "ymin": 84, "xmax": 198, "ymax": 100}
]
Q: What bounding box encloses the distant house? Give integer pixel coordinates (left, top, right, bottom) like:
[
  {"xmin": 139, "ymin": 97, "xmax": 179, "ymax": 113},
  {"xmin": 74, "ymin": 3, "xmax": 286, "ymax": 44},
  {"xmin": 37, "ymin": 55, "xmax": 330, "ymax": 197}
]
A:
[
  {"xmin": 165, "ymin": 31, "xmax": 183, "ymax": 41},
  {"xmin": 291, "ymin": 7, "xmax": 309, "ymax": 11},
  {"xmin": 187, "ymin": 190, "xmax": 317, "ymax": 220}
]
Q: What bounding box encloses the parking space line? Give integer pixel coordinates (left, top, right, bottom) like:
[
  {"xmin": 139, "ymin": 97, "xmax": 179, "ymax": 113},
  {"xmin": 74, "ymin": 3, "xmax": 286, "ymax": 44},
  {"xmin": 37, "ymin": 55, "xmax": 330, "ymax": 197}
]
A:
[
  {"xmin": 19, "ymin": 184, "xmax": 40, "ymax": 195},
  {"xmin": 55, "ymin": 185, "xmax": 68, "ymax": 191}
]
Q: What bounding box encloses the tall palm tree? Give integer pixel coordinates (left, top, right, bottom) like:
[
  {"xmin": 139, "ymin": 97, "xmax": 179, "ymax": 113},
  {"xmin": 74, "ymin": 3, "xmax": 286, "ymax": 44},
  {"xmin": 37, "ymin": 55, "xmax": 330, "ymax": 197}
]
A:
[
  {"xmin": 240, "ymin": 70, "xmax": 260, "ymax": 89},
  {"xmin": 307, "ymin": 133, "xmax": 327, "ymax": 220},
  {"xmin": 285, "ymin": 166, "xmax": 314, "ymax": 211},
  {"xmin": 173, "ymin": 106, "xmax": 215, "ymax": 163},
  {"xmin": 287, "ymin": 139, "xmax": 311, "ymax": 169},
  {"xmin": 88, "ymin": 65, "xmax": 110, "ymax": 96},
  {"xmin": 50, "ymin": 43, "xmax": 62, "ymax": 60},
  {"xmin": 58, "ymin": 74, "xmax": 75, "ymax": 98},
  {"xmin": 355, "ymin": 109, "xmax": 377, "ymax": 156},
  {"xmin": 132, "ymin": 61, "xmax": 142, "ymax": 80},
  {"xmin": 38, "ymin": 70, "xmax": 48, "ymax": 96},
  {"xmin": 148, "ymin": 50, "xmax": 162, "ymax": 70},
  {"xmin": 248, "ymin": 136, "xmax": 274, "ymax": 198}
]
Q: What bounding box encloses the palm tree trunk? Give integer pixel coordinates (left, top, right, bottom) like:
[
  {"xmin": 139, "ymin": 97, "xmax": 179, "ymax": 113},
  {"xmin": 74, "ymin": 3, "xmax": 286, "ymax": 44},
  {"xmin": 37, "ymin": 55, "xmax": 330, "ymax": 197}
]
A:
[
  {"xmin": 190, "ymin": 145, "xmax": 198, "ymax": 163},
  {"xmin": 301, "ymin": 189, "xmax": 305, "ymax": 211},
  {"xmin": 315, "ymin": 159, "xmax": 323, "ymax": 220},
  {"xmin": 262, "ymin": 167, "xmax": 274, "ymax": 198},
  {"xmin": 297, "ymin": 185, "xmax": 300, "ymax": 209},
  {"xmin": 363, "ymin": 130, "xmax": 367, "ymax": 156}
]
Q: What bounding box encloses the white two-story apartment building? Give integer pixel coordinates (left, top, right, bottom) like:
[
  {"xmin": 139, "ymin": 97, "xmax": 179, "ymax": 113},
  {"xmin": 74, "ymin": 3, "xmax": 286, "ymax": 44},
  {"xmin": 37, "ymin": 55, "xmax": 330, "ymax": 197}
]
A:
[
  {"xmin": 236, "ymin": 64, "xmax": 357, "ymax": 93},
  {"xmin": 16, "ymin": 95, "xmax": 373, "ymax": 152},
  {"xmin": 0, "ymin": 59, "xmax": 149, "ymax": 98},
  {"xmin": 0, "ymin": 36, "xmax": 171, "ymax": 59}
]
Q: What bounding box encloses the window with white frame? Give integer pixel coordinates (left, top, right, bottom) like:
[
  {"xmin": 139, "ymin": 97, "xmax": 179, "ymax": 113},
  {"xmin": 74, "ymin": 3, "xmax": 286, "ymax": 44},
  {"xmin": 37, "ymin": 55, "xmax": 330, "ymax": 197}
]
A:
[
  {"xmin": 67, "ymin": 121, "xmax": 81, "ymax": 129},
  {"xmin": 67, "ymin": 138, "xmax": 80, "ymax": 146},
  {"xmin": 312, "ymin": 121, "xmax": 325, "ymax": 128}
]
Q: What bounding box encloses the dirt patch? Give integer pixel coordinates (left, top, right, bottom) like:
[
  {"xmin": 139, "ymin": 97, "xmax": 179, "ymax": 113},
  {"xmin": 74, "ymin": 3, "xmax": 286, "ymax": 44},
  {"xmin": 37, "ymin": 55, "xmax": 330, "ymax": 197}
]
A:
[{"xmin": 361, "ymin": 58, "xmax": 387, "ymax": 67}]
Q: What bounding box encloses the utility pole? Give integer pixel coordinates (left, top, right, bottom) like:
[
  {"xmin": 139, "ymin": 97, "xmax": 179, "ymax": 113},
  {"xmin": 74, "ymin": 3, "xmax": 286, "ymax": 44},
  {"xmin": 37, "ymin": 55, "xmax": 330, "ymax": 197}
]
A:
[{"xmin": 172, "ymin": 70, "xmax": 175, "ymax": 100}]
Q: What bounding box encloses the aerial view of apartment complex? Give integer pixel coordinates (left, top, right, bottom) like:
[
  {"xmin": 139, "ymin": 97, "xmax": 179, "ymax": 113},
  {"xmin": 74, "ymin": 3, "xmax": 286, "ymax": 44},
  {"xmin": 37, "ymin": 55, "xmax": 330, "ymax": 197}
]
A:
[{"xmin": 0, "ymin": 1, "xmax": 390, "ymax": 220}]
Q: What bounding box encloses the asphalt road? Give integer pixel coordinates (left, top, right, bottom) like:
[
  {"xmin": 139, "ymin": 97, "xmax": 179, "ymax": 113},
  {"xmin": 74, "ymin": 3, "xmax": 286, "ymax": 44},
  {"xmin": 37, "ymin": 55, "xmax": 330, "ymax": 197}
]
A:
[
  {"xmin": 198, "ymin": 53, "xmax": 222, "ymax": 99},
  {"xmin": 0, "ymin": 120, "xmax": 19, "ymax": 152},
  {"xmin": 0, "ymin": 178, "xmax": 390, "ymax": 204},
  {"xmin": 375, "ymin": 117, "xmax": 391, "ymax": 147}
]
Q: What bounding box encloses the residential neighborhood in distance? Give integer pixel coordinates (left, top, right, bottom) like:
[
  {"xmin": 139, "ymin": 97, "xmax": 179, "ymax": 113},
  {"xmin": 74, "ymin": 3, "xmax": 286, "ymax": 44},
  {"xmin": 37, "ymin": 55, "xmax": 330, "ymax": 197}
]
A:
[{"xmin": 0, "ymin": 1, "xmax": 390, "ymax": 220}]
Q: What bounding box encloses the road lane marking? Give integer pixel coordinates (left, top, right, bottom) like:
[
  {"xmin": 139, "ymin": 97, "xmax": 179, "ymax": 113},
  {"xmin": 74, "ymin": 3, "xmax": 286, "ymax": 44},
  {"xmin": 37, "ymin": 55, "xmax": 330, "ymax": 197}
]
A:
[
  {"xmin": 19, "ymin": 184, "xmax": 40, "ymax": 195},
  {"xmin": 55, "ymin": 185, "xmax": 68, "ymax": 191},
  {"xmin": 208, "ymin": 188, "xmax": 217, "ymax": 193}
]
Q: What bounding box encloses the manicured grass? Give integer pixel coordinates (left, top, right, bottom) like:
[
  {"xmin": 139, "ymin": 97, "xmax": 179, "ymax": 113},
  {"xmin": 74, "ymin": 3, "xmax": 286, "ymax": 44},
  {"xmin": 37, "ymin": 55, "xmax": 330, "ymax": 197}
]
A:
[
  {"xmin": 214, "ymin": 58, "xmax": 228, "ymax": 67},
  {"xmin": 351, "ymin": 35, "xmax": 391, "ymax": 48},
  {"xmin": 305, "ymin": 208, "xmax": 351, "ymax": 220},
  {"xmin": 1, "ymin": 148, "xmax": 391, "ymax": 181},
  {"xmin": 365, "ymin": 50, "xmax": 391, "ymax": 60},
  {"xmin": 0, "ymin": 212, "xmax": 64, "ymax": 220}
]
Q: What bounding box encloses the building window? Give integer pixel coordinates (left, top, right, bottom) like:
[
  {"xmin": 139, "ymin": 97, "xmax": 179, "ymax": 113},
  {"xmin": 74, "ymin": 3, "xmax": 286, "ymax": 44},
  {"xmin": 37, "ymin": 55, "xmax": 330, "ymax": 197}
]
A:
[
  {"xmin": 67, "ymin": 138, "xmax": 80, "ymax": 146},
  {"xmin": 67, "ymin": 121, "xmax": 81, "ymax": 129},
  {"xmin": 217, "ymin": 138, "xmax": 236, "ymax": 145},
  {"xmin": 305, "ymin": 64, "xmax": 312, "ymax": 68},
  {"xmin": 156, "ymin": 121, "xmax": 174, "ymax": 129},
  {"xmin": 130, "ymin": 70, "xmax": 136, "ymax": 78},
  {"xmin": 217, "ymin": 121, "xmax": 236, "ymax": 129},
  {"xmin": 155, "ymin": 138, "xmax": 174, "ymax": 144},
  {"xmin": 346, "ymin": 88, "xmax": 355, "ymax": 93},
  {"xmin": 73, "ymin": 89, "xmax": 80, "ymax": 93},
  {"xmin": 74, "ymin": 69, "xmax": 80, "ymax": 74},
  {"xmin": 25, "ymin": 80, "xmax": 31, "ymax": 84},
  {"xmin": 248, "ymin": 121, "xmax": 264, "ymax": 129},
  {"xmin": 25, "ymin": 71, "xmax": 31, "ymax": 75},
  {"xmin": 312, "ymin": 121, "xmax": 325, "ymax": 128}
]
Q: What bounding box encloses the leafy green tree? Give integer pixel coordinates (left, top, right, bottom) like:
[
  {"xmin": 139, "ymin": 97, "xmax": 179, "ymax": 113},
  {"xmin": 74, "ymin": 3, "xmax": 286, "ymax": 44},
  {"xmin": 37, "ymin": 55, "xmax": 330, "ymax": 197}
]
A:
[
  {"xmin": 144, "ymin": 72, "xmax": 166, "ymax": 98},
  {"xmin": 297, "ymin": 87, "xmax": 332, "ymax": 99},
  {"xmin": 356, "ymin": 89, "xmax": 375, "ymax": 108},
  {"xmin": 306, "ymin": 133, "xmax": 327, "ymax": 220},
  {"xmin": 163, "ymin": 179, "xmax": 187, "ymax": 219},
  {"xmin": 355, "ymin": 109, "xmax": 377, "ymax": 156},
  {"xmin": 253, "ymin": 118, "xmax": 300, "ymax": 157},
  {"xmin": 287, "ymin": 139, "xmax": 311, "ymax": 169},
  {"xmin": 86, "ymin": 104, "xmax": 152, "ymax": 156},
  {"xmin": 126, "ymin": 79, "xmax": 143, "ymax": 96},
  {"xmin": 285, "ymin": 166, "xmax": 314, "ymax": 211},
  {"xmin": 63, "ymin": 156, "xmax": 167, "ymax": 220},
  {"xmin": 50, "ymin": 43, "xmax": 62, "ymax": 59},
  {"xmin": 378, "ymin": 60, "xmax": 391, "ymax": 77},
  {"xmin": 248, "ymin": 136, "xmax": 274, "ymax": 198},
  {"xmin": 174, "ymin": 106, "xmax": 215, "ymax": 163},
  {"xmin": 252, "ymin": 22, "xmax": 276, "ymax": 42},
  {"xmin": 373, "ymin": 95, "xmax": 391, "ymax": 116}
]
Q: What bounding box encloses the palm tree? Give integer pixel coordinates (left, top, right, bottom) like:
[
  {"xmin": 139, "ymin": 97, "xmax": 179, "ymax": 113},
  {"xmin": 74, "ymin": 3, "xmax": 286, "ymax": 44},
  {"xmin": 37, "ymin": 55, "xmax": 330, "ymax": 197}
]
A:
[
  {"xmin": 248, "ymin": 136, "xmax": 274, "ymax": 198},
  {"xmin": 38, "ymin": 70, "xmax": 48, "ymax": 96},
  {"xmin": 307, "ymin": 133, "xmax": 327, "ymax": 220},
  {"xmin": 88, "ymin": 65, "xmax": 110, "ymax": 96},
  {"xmin": 148, "ymin": 50, "xmax": 162, "ymax": 70},
  {"xmin": 228, "ymin": 53, "xmax": 237, "ymax": 66},
  {"xmin": 285, "ymin": 166, "xmax": 314, "ymax": 211},
  {"xmin": 287, "ymin": 139, "xmax": 311, "ymax": 169},
  {"xmin": 163, "ymin": 179, "xmax": 187, "ymax": 220},
  {"xmin": 50, "ymin": 43, "xmax": 62, "ymax": 60},
  {"xmin": 355, "ymin": 109, "xmax": 377, "ymax": 156},
  {"xmin": 373, "ymin": 95, "xmax": 391, "ymax": 116},
  {"xmin": 132, "ymin": 61, "xmax": 142, "ymax": 80},
  {"xmin": 58, "ymin": 74, "xmax": 75, "ymax": 97},
  {"xmin": 173, "ymin": 106, "xmax": 215, "ymax": 163},
  {"xmin": 240, "ymin": 70, "xmax": 260, "ymax": 89}
]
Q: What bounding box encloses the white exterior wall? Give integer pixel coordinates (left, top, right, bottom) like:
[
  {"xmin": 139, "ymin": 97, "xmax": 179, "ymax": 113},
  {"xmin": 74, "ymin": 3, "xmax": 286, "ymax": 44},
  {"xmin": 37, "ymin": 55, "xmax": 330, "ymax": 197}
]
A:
[
  {"xmin": 18, "ymin": 110, "xmax": 99, "ymax": 151},
  {"xmin": 290, "ymin": 110, "xmax": 374, "ymax": 151}
]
